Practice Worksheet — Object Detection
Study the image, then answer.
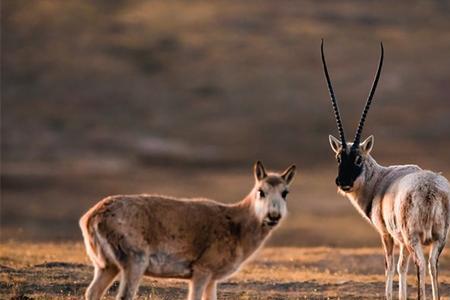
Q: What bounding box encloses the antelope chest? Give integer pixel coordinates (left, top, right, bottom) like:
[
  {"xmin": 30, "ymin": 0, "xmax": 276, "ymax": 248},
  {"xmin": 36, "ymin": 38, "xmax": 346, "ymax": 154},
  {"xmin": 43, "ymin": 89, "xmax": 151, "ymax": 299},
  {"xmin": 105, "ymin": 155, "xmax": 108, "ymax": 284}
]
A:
[{"xmin": 211, "ymin": 245, "xmax": 246, "ymax": 280}]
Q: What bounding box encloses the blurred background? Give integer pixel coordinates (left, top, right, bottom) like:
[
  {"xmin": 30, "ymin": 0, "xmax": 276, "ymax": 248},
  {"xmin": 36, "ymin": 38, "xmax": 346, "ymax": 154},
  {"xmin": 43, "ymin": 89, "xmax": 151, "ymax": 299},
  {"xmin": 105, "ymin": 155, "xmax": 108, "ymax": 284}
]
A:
[{"xmin": 2, "ymin": 0, "xmax": 450, "ymax": 247}]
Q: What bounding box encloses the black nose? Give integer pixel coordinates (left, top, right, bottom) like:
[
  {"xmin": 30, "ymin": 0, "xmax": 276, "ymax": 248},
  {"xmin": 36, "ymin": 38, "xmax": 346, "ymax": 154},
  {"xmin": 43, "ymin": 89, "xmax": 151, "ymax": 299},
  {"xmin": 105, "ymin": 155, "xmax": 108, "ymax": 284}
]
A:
[
  {"xmin": 268, "ymin": 213, "xmax": 281, "ymax": 222},
  {"xmin": 335, "ymin": 177, "xmax": 340, "ymax": 186},
  {"xmin": 336, "ymin": 177, "xmax": 352, "ymax": 190}
]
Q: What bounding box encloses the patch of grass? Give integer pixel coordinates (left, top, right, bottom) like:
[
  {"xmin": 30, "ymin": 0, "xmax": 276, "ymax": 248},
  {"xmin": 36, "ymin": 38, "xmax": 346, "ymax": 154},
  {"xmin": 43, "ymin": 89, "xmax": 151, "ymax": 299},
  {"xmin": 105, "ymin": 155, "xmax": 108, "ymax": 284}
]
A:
[{"xmin": 1, "ymin": 243, "xmax": 449, "ymax": 299}]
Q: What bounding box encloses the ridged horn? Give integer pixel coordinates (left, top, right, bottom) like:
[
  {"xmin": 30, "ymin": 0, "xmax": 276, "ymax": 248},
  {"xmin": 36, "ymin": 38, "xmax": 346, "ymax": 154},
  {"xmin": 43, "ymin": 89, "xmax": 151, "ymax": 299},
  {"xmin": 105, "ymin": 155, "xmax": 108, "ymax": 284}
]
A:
[
  {"xmin": 352, "ymin": 42, "xmax": 384, "ymax": 148},
  {"xmin": 321, "ymin": 39, "xmax": 346, "ymax": 147}
]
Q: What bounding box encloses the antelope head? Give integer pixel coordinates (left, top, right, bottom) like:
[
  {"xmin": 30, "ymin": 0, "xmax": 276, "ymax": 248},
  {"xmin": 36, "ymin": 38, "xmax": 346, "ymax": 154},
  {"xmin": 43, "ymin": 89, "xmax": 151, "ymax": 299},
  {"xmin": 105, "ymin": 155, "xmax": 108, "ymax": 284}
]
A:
[
  {"xmin": 252, "ymin": 161, "xmax": 296, "ymax": 227},
  {"xmin": 321, "ymin": 40, "xmax": 383, "ymax": 193}
]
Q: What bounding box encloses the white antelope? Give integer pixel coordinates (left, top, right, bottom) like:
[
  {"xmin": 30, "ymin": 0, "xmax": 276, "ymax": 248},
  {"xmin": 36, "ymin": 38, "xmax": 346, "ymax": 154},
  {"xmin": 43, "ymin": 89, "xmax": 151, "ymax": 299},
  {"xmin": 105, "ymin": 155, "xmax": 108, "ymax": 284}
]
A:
[
  {"xmin": 321, "ymin": 40, "xmax": 450, "ymax": 300},
  {"xmin": 80, "ymin": 161, "xmax": 296, "ymax": 300}
]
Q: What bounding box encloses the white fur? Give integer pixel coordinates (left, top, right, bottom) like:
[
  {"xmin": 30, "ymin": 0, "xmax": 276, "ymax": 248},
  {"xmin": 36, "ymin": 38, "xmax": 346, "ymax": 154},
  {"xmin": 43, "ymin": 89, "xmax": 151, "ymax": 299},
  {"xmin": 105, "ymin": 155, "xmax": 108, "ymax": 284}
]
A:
[{"xmin": 329, "ymin": 135, "xmax": 450, "ymax": 300}]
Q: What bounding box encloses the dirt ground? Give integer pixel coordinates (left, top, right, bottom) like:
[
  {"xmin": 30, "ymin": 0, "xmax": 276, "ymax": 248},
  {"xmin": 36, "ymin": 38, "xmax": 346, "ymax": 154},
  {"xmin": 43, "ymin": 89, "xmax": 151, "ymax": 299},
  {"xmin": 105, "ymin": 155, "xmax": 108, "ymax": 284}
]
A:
[{"xmin": 1, "ymin": 242, "xmax": 449, "ymax": 299}]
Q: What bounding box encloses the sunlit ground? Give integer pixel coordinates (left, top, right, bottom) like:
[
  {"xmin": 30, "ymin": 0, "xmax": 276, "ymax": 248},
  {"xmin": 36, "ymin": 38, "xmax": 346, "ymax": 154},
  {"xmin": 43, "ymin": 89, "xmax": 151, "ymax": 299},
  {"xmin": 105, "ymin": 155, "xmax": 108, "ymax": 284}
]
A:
[{"xmin": 1, "ymin": 242, "xmax": 449, "ymax": 299}]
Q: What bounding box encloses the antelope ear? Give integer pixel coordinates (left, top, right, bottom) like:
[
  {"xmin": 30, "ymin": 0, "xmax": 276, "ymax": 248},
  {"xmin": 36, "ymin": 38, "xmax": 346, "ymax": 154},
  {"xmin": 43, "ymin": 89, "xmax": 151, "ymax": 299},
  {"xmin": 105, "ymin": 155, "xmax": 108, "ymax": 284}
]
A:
[
  {"xmin": 254, "ymin": 161, "xmax": 267, "ymax": 181},
  {"xmin": 281, "ymin": 165, "xmax": 296, "ymax": 186},
  {"xmin": 329, "ymin": 135, "xmax": 342, "ymax": 154},
  {"xmin": 360, "ymin": 135, "xmax": 374, "ymax": 154}
]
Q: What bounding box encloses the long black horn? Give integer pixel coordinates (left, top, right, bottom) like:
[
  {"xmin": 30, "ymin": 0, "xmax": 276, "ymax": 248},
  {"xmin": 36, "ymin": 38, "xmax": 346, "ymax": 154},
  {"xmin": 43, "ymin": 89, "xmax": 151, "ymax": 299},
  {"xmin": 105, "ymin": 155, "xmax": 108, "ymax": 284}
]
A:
[
  {"xmin": 352, "ymin": 42, "xmax": 384, "ymax": 148},
  {"xmin": 321, "ymin": 39, "xmax": 346, "ymax": 147}
]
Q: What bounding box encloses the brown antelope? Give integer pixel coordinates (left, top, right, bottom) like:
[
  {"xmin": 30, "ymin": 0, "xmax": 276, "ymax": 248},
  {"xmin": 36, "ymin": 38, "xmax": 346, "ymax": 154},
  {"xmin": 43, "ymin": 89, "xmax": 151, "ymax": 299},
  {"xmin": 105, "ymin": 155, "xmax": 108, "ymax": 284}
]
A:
[
  {"xmin": 321, "ymin": 40, "xmax": 449, "ymax": 300},
  {"xmin": 80, "ymin": 161, "xmax": 296, "ymax": 300}
]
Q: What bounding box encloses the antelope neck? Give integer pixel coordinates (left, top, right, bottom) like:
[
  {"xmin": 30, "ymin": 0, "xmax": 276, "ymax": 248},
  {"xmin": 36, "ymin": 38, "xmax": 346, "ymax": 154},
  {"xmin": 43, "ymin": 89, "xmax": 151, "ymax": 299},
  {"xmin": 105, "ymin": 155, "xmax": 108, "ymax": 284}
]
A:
[
  {"xmin": 349, "ymin": 156, "xmax": 386, "ymax": 222},
  {"xmin": 349, "ymin": 156, "xmax": 424, "ymax": 227}
]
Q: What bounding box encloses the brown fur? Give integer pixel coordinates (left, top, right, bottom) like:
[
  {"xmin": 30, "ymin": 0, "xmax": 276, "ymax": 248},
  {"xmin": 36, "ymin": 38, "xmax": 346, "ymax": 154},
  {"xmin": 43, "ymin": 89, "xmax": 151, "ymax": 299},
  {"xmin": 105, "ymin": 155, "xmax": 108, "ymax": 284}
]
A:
[
  {"xmin": 80, "ymin": 162, "xmax": 296, "ymax": 300},
  {"xmin": 87, "ymin": 195, "xmax": 271, "ymax": 278}
]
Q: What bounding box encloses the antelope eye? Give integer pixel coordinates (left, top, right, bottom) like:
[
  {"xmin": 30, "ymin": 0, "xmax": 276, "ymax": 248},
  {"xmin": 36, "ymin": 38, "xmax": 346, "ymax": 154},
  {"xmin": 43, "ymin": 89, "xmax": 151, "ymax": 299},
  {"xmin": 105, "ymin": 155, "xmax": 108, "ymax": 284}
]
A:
[
  {"xmin": 355, "ymin": 155, "xmax": 363, "ymax": 166},
  {"xmin": 258, "ymin": 189, "xmax": 265, "ymax": 198},
  {"xmin": 281, "ymin": 190, "xmax": 289, "ymax": 199}
]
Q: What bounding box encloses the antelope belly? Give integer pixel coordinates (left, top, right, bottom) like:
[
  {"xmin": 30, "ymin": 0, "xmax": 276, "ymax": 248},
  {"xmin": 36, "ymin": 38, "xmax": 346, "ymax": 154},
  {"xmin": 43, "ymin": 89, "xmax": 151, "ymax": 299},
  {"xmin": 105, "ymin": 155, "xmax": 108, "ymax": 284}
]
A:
[{"xmin": 145, "ymin": 252, "xmax": 193, "ymax": 278}]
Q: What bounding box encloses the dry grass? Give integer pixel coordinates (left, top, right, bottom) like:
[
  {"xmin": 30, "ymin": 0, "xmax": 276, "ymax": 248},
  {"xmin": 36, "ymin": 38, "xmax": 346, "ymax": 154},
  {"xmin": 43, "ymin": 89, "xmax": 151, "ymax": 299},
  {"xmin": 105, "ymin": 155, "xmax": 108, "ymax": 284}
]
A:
[{"xmin": 1, "ymin": 242, "xmax": 449, "ymax": 299}]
